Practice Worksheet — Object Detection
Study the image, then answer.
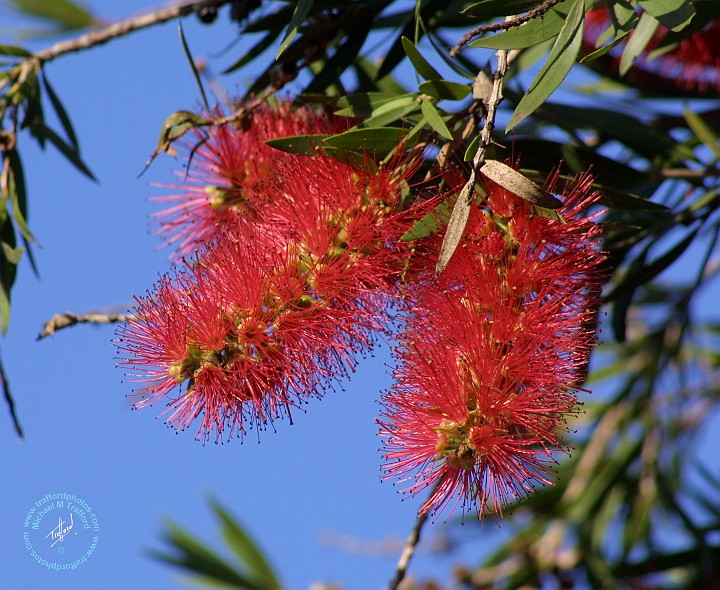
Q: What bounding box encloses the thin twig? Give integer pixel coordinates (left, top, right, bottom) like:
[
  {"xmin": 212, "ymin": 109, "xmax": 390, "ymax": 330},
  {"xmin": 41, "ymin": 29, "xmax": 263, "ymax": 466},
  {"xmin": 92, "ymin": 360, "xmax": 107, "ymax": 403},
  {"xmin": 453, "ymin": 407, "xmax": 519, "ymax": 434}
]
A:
[
  {"xmin": 33, "ymin": 0, "xmax": 234, "ymax": 65},
  {"xmin": 388, "ymin": 507, "xmax": 431, "ymax": 590},
  {"xmin": 435, "ymin": 46, "xmax": 510, "ymax": 274},
  {"xmin": 451, "ymin": 0, "xmax": 564, "ymax": 57},
  {"xmin": 0, "ymin": 349, "xmax": 23, "ymax": 440},
  {"xmin": 37, "ymin": 311, "xmax": 133, "ymax": 340}
]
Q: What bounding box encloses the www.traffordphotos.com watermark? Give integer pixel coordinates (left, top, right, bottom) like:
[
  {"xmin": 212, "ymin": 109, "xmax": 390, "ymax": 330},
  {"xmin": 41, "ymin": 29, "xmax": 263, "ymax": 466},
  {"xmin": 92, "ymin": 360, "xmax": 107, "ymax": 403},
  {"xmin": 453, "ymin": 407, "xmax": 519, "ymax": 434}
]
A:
[{"xmin": 22, "ymin": 492, "xmax": 100, "ymax": 571}]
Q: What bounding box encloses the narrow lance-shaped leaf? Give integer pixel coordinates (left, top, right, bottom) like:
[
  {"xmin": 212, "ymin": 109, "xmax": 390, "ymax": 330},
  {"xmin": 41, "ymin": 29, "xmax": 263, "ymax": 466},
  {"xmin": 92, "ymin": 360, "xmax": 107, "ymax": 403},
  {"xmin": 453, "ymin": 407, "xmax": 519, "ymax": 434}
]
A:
[
  {"xmin": 507, "ymin": 0, "xmax": 585, "ymax": 131},
  {"xmin": 401, "ymin": 196, "xmax": 454, "ymax": 241},
  {"xmin": 0, "ymin": 219, "xmax": 21, "ymax": 334},
  {"xmin": 0, "ymin": 43, "xmax": 32, "ymax": 57},
  {"xmin": 355, "ymin": 95, "xmax": 420, "ymax": 128},
  {"xmin": 265, "ymin": 134, "xmax": 326, "ymax": 156},
  {"xmin": 31, "ymin": 123, "xmax": 96, "ymax": 181},
  {"xmin": 638, "ymin": 0, "xmax": 695, "ymax": 32},
  {"xmin": 605, "ymin": 226, "xmax": 700, "ymax": 302},
  {"xmin": 276, "ymin": 0, "xmax": 315, "ymax": 59},
  {"xmin": 148, "ymin": 520, "xmax": 261, "ymax": 589},
  {"xmin": 179, "ymin": 23, "xmax": 209, "ymax": 111},
  {"xmin": 418, "ymin": 79, "xmax": 471, "ymax": 101},
  {"xmin": 335, "ymin": 92, "xmax": 417, "ymax": 118},
  {"xmin": 480, "ymin": 160, "xmax": 562, "ymax": 208},
  {"xmin": 9, "ymin": 0, "xmax": 97, "ymax": 29},
  {"xmin": 323, "ymin": 127, "xmax": 408, "ymax": 155},
  {"xmin": 619, "ymin": 11, "xmax": 659, "ymax": 75},
  {"xmin": 0, "ymin": 347, "xmax": 23, "ymax": 440},
  {"xmin": 420, "ymin": 100, "xmax": 453, "ymax": 140},
  {"xmin": 6, "ymin": 150, "xmax": 34, "ymax": 242},
  {"xmin": 41, "ymin": 73, "xmax": 79, "ymax": 150},
  {"xmin": 684, "ymin": 108, "xmax": 720, "ymax": 159},
  {"xmin": 210, "ymin": 500, "xmax": 281, "ymax": 590},
  {"xmin": 462, "ymin": 0, "xmax": 546, "ymax": 18},
  {"xmin": 224, "ymin": 28, "xmax": 282, "ymax": 74},
  {"xmin": 468, "ymin": 1, "xmax": 570, "ymax": 50},
  {"xmin": 401, "ymin": 36, "xmax": 441, "ymax": 80},
  {"xmin": 581, "ymin": 0, "xmax": 638, "ymax": 62}
]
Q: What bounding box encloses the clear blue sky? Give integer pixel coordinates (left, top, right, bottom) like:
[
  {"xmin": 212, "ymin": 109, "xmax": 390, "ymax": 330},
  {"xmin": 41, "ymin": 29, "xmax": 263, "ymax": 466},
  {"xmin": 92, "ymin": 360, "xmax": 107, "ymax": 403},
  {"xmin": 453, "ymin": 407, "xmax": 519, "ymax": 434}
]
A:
[{"xmin": 1, "ymin": 2, "xmax": 719, "ymax": 589}]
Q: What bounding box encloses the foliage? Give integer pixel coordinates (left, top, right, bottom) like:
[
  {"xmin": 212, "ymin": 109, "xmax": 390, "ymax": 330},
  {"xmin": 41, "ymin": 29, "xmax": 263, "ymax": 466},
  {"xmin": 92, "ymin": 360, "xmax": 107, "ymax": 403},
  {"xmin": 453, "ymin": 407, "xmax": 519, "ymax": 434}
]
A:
[{"xmin": 2, "ymin": 0, "xmax": 720, "ymax": 588}]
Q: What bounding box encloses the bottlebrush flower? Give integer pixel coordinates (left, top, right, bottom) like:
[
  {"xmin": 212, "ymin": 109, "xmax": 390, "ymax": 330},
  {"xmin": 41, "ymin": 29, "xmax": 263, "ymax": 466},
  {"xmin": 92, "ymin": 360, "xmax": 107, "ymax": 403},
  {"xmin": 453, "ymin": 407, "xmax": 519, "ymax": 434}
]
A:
[
  {"xmin": 152, "ymin": 101, "xmax": 351, "ymax": 258},
  {"xmin": 583, "ymin": 5, "xmax": 720, "ymax": 97},
  {"xmin": 117, "ymin": 143, "xmax": 430, "ymax": 442},
  {"xmin": 379, "ymin": 169, "xmax": 607, "ymax": 518}
]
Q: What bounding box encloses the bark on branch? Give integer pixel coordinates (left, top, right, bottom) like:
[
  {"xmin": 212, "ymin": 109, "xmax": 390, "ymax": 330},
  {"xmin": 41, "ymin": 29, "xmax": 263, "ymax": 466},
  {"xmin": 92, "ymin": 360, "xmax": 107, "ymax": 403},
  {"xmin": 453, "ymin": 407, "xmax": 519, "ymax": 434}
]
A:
[
  {"xmin": 33, "ymin": 0, "xmax": 234, "ymax": 65},
  {"xmin": 37, "ymin": 311, "xmax": 133, "ymax": 340}
]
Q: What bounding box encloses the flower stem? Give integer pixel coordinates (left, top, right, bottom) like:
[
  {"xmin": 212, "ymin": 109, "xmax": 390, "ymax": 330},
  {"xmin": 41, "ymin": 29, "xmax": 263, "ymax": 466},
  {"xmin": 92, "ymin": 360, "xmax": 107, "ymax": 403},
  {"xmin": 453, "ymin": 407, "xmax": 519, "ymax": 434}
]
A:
[{"xmin": 388, "ymin": 508, "xmax": 430, "ymax": 590}]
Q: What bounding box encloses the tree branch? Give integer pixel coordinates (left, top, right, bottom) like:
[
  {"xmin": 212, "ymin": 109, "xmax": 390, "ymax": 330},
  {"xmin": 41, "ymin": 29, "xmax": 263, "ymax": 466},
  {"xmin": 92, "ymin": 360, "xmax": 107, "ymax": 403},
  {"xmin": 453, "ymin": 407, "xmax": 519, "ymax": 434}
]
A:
[
  {"xmin": 37, "ymin": 311, "xmax": 133, "ymax": 340},
  {"xmin": 33, "ymin": 0, "xmax": 234, "ymax": 65},
  {"xmin": 435, "ymin": 47, "xmax": 513, "ymax": 274},
  {"xmin": 388, "ymin": 505, "xmax": 431, "ymax": 590}
]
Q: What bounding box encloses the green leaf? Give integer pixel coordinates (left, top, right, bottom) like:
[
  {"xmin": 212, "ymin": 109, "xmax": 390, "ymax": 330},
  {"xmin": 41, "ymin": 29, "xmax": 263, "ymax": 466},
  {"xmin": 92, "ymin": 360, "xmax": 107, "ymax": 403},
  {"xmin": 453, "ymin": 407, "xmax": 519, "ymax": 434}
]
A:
[
  {"xmin": 155, "ymin": 110, "xmax": 208, "ymax": 157},
  {"xmin": 521, "ymin": 168, "xmax": 670, "ymax": 211},
  {"xmin": 41, "ymin": 73, "xmax": 79, "ymax": 150},
  {"xmin": 31, "ymin": 123, "xmax": 96, "ymax": 181},
  {"xmin": 6, "ymin": 150, "xmax": 34, "ymax": 242},
  {"xmin": 224, "ymin": 28, "xmax": 281, "ymax": 74},
  {"xmin": 420, "ymin": 100, "xmax": 452, "ymax": 139},
  {"xmin": 0, "ymin": 220, "xmax": 20, "ymax": 334},
  {"xmin": 320, "ymin": 147, "xmax": 369, "ymax": 168},
  {"xmin": 580, "ymin": 0, "xmax": 639, "ymax": 61},
  {"xmin": 0, "ymin": 44, "xmax": 32, "ymax": 58},
  {"xmin": 179, "ymin": 23, "xmax": 209, "ymax": 112},
  {"xmin": 374, "ymin": 0, "xmax": 449, "ymax": 80},
  {"xmin": 9, "ymin": 0, "xmax": 96, "ymax": 29},
  {"xmin": 303, "ymin": 8, "xmax": 376, "ymax": 95},
  {"xmin": 150, "ymin": 521, "xmax": 260, "ymax": 589},
  {"xmin": 638, "ymin": 0, "xmax": 695, "ymax": 32},
  {"xmin": 1, "ymin": 241, "xmax": 23, "ymax": 265},
  {"xmin": 462, "ymin": 0, "xmax": 545, "ymax": 18},
  {"xmin": 276, "ymin": 0, "xmax": 315, "ymax": 59},
  {"xmin": 425, "ymin": 30, "xmax": 478, "ymax": 80},
  {"xmin": 581, "ymin": 34, "xmax": 629, "ymax": 63},
  {"xmin": 264, "ymin": 134, "xmax": 326, "ymax": 156},
  {"xmin": 418, "ymin": 80, "xmax": 470, "ymax": 101},
  {"xmin": 401, "ymin": 197, "xmax": 454, "ymax": 241},
  {"xmin": 464, "ymin": 133, "xmax": 481, "ymax": 161},
  {"xmin": 619, "ymin": 11, "xmax": 659, "ymax": 75},
  {"xmin": 323, "ymin": 127, "xmax": 407, "ymax": 156},
  {"xmin": 684, "ymin": 108, "xmax": 720, "ymax": 159},
  {"xmin": 355, "ymin": 96, "xmax": 420, "ymax": 128},
  {"xmin": 535, "ymin": 102, "xmax": 692, "ymax": 161},
  {"xmin": 507, "ymin": 0, "xmax": 584, "ymax": 131},
  {"xmin": 605, "ymin": 227, "xmax": 699, "ymax": 302},
  {"xmin": 0, "ymin": 347, "xmax": 23, "ymax": 439},
  {"xmin": 468, "ymin": 2, "xmax": 569, "ymax": 49},
  {"xmin": 352, "ymin": 58, "xmax": 410, "ymax": 94},
  {"xmin": 401, "ymin": 36, "xmax": 441, "ymax": 80},
  {"xmin": 210, "ymin": 501, "xmax": 281, "ymax": 590},
  {"xmin": 335, "ymin": 92, "xmax": 416, "ymax": 118}
]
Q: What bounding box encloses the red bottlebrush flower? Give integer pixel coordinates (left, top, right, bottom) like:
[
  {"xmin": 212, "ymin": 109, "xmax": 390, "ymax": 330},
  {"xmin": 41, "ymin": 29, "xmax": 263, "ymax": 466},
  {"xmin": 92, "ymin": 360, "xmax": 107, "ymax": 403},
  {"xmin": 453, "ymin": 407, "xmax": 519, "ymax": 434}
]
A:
[
  {"xmin": 379, "ymin": 170, "xmax": 607, "ymax": 518},
  {"xmin": 116, "ymin": 230, "xmax": 296, "ymax": 441},
  {"xmin": 583, "ymin": 5, "xmax": 720, "ymax": 97},
  {"xmin": 118, "ymin": 142, "xmax": 429, "ymax": 442},
  {"xmin": 152, "ymin": 101, "xmax": 351, "ymax": 258}
]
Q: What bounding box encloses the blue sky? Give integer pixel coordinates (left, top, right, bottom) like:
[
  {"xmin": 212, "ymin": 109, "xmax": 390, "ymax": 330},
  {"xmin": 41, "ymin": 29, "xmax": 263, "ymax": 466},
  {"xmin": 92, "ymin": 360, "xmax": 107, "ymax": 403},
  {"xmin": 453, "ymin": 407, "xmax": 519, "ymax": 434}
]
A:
[{"xmin": 1, "ymin": 1, "xmax": 719, "ymax": 589}]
